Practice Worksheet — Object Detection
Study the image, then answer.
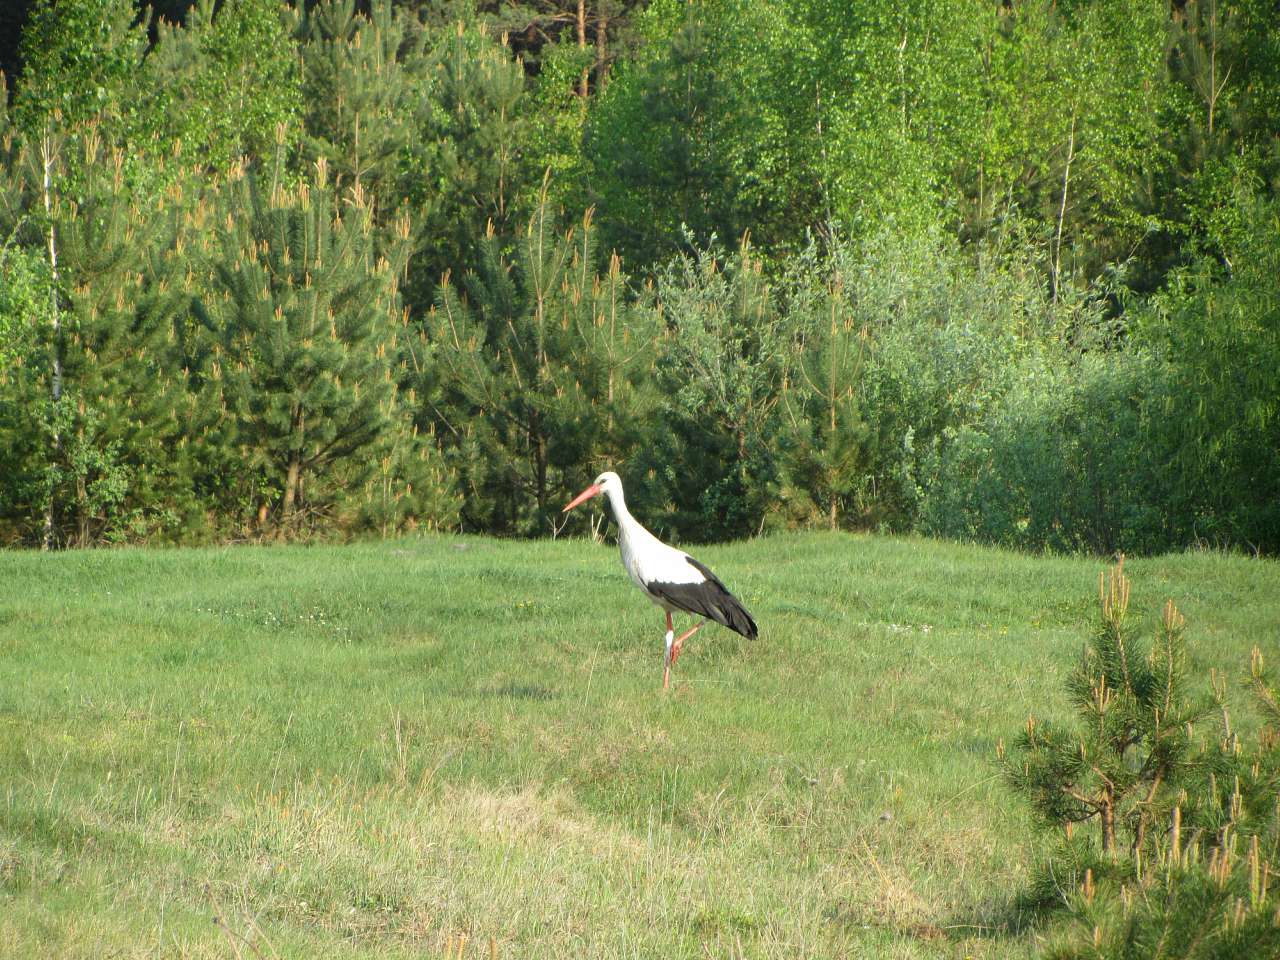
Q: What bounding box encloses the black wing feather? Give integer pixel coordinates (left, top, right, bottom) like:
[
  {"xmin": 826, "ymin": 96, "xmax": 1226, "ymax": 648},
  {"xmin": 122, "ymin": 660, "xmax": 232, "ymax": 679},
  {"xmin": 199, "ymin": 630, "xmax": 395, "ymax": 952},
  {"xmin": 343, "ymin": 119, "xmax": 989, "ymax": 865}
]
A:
[{"xmin": 645, "ymin": 556, "xmax": 758, "ymax": 640}]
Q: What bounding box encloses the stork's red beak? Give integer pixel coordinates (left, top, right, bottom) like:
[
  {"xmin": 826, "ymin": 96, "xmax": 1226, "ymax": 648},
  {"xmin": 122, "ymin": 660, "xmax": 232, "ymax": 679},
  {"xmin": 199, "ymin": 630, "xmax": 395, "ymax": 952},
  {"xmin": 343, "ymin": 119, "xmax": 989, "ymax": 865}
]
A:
[{"xmin": 563, "ymin": 483, "xmax": 602, "ymax": 512}]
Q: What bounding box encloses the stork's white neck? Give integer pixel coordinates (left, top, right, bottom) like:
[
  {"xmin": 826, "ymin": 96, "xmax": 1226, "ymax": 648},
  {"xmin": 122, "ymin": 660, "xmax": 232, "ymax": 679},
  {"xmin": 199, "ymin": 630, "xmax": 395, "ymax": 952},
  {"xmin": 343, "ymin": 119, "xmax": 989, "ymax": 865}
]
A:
[
  {"xmin": 600, "ymin": 477, "xmax": 667, "ymax": 594},
  {"xmin": 603, "ymin": 483, "xmax": 635, "ymax": 529},
  {"xmin": 603, "ymin": 481, "xmax": 656, "ymax": 553}
]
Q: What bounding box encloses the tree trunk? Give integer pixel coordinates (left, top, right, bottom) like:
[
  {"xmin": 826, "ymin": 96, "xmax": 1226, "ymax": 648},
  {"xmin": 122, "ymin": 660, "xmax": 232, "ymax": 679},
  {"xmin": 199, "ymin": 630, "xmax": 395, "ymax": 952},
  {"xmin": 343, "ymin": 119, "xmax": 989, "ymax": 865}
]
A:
[
  {"xmin": 41, "ymin": 134, "xmax": 63, "ymax": 551},
  {"xmin": 281, "ymin": 409, "xmax": 305, "ymax": 537},
  {"xmin": 532, "ymin": 415, "xmax": 547, "ymax": 519},
  {"xmin": 76, "ymin": 414, "xmax": 88, "ymax": 548},
  {"xmin": 1101, "ymin": 791, "xmax": 1116, "ymax": 853},
  {"xmin": 1052, "ymin": 109, "xmax": 1077, "ymax": 305},
  {"xmin": 1207, "ymin": 0, "xmax": 1220, "ymax": 137},
  {"xmin": 282, "ymin": 458, "xmax": 302, "ymax": 536},
  {"xmin": 77, "ymin": 484, "xmax": 89, "ymax": 546},
  {"xmin": 577, "ymin": 0, "xmax": 589, "ymax": 98},
  {"xmin": 595, "ymin": 13, "xmax": 609, "ymax": 91}
]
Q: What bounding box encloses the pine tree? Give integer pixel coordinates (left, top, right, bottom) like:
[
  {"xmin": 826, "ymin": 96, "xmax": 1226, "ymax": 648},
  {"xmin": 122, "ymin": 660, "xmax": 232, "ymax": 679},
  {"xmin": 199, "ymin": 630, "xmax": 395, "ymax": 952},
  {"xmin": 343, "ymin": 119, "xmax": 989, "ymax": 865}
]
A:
[
  {"xmin": 416, "ymin": 20, "xmax": 529, "ymax": 301},
  {"xmin": 296, "ymin": 3, "xmax": 532, "ymax": 316},
  {"xmin": 1005, "ymin": 559, "xmax": 1207, "ymax": 857},
  {"xmin": 779, "ymin": 265, "xmax": 868, "ymax": 530},
  {"xmin": 195, "ymin": 156, "xmax": 416, "ymax": 537},
  {"xmin": 427, "ymin": 189, "xmax": 660, "ymax": 534},
  {"xmin": 352, "ymin": 317, "xmax": 463, "ymax": 537},
  {"xmin": 1002, "ymin": 558, "xmax": 1280, "ymax": 958},
  {"xmin": 295, "ymin": 0, "xmax": 431, "ymax": 226},
  {"xmin": 651, "ymin": 233, "xmax": 784, "ymax": 540}
]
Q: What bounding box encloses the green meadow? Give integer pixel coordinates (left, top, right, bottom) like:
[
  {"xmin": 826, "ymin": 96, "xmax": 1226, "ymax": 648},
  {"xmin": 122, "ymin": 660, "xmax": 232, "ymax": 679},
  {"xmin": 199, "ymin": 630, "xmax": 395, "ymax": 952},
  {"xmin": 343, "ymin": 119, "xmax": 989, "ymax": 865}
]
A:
[{"xmin": 2, "ymin": 533, "xmax": 1277, "ymax": 958}]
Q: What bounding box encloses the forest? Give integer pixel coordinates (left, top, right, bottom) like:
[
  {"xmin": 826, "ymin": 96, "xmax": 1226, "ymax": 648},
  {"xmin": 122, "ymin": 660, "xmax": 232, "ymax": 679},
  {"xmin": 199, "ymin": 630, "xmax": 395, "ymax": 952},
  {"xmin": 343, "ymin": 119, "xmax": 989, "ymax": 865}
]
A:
[{"xmin": 0, "ymin": 0, "xmax": 1277, "ymax": 552}]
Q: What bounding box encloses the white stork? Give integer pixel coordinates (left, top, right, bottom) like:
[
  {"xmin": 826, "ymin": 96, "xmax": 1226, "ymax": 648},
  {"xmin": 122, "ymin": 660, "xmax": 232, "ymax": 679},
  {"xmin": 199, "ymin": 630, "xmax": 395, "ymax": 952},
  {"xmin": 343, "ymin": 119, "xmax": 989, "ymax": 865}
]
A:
[{"xmin": 563, "ymin": 471, "xmax": 758, "ymax": 689}]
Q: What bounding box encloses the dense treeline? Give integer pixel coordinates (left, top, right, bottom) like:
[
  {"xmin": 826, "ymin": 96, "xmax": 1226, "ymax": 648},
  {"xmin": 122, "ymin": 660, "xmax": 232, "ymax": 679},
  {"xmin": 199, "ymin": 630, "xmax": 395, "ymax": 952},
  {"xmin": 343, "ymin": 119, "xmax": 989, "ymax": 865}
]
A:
[{"xmin": 0, "ymin": 0, "xmax": 1276, "ymax": 552}]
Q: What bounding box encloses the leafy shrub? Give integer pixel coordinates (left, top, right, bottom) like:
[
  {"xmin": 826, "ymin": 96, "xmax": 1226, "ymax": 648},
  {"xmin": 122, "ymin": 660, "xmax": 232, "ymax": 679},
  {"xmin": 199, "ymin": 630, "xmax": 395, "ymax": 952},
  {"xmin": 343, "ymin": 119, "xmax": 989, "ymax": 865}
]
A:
[
  {"xmin": 922, "ymin": 351, "xmax": 1185, "ymax": 554},
  {"xmin": 851, "ymin": 223, "xmax": 1061, "ymax": 531},
  {"xmin": 1135, "ymin": 190, "xmax": 1280, "ymax": 553},
  {"xmin": 645, "ymin": 222, "xmax": 1087, "ymax": 541}
]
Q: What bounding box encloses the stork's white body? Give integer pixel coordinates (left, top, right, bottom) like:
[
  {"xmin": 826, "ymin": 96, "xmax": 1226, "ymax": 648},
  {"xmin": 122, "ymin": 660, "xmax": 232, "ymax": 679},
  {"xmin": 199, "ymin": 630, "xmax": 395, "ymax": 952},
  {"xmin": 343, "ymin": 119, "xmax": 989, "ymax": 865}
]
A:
[
  {"xmin": 606, "ymin": 484, "xmax": 702, "ymax": 600},
  {"xmin": 564, "ymin": 471, "xmax": 758, "ymax": 689}
]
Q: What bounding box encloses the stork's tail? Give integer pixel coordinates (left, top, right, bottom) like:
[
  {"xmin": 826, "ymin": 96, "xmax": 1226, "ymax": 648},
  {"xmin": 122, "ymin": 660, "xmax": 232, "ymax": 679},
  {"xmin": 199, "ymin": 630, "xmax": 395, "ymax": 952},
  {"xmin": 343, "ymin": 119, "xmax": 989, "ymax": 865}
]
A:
[
  {"xmin": 678, "ymin": 556, "xmax": 758, "ymax": 640},
  {"xmin": 717, "ymin": 592, "xmax": 758, "ymax": 640}
]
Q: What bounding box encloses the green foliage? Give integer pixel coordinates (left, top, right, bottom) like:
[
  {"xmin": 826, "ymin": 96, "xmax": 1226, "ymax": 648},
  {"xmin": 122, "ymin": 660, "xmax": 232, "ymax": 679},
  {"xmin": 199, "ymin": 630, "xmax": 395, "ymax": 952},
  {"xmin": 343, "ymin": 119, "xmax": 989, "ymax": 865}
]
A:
[
  {"xmin": 428, "ymin": 193, "xmax": 661, "ymax": 535},
  {"xmin": 586, "ymin": 0, "xmax": 828, "ymax": 268},
  {"xmin": 636, "ymin": 221, "xmax": 1117, "ymax": 543},
  {"xmin": 852, "ymin": 224, "xmax": 1058, "ymax": 532},
  {"xmin": 1138, "ymin": 190, "xmax": 1280, "ymax": 551},
  {"xmin": 142, "ymin": 0, "xmax": 302, "ymax": 172},
  {"xmin": 1, "ymin": 0, "xmax": 1278, "ymax": 551},
  {"xmin": 519, "ymin": 37, "xmax": 592, "ymax": 216},
  {"xmin": 1152, "ymin": 0, "xmax": 1280, "ymax": 284},
  {"xmin": 0, "ymin": 246, "xmax": 50, "ymax": 545},
  {"xmin": 795, "ymin": 0, "xmax": 979, "ymax": 239},
  {"xmin": 0, "ymin": 242, "xmax": 46, "ymax": 366},
  {"xmin": 295, "ymin": 0, "xmax": 429, "ymax": 238},
  {"xmin": 12, "ymin": 0, "xmax": 146, "ymax": 133},
  {"xmin": 0, "ymin": 129, "xmax": 201, "ymax": 546},
  {"xmin": 776, "ymin": 260, "xmax": 868, "ymax": 531},
  {"xmin": 349, "ymin": 415, "xmax": 463, "ymax": 537},
  {"xmin": 649, "ymin": 234, "xmax": 785, "ymax": 540},
  {"xmin": 1002, "ymin": 559, "xmax": 1280, "ymax": 957},
  {"xmin": 585, "ymin": 0, "xmax": 1177, "ymax": 284},
  {"xmin": 922, "ymin": 352, "xmax": 1183, "ymax": 555},
  {"xmin": 192, "ymin": 160, "xmax": 421, "ymax": 536},
  {"xmin": 918, "ymin": 189, "xmax": 1279, "ymax": 556},
  {"xmin": 411, "ymin": 19, "xmax": 528, "ymax": 297},
  {"xmin": 294, "ymin": 0, "xmax": 540, "ymax": 315}
]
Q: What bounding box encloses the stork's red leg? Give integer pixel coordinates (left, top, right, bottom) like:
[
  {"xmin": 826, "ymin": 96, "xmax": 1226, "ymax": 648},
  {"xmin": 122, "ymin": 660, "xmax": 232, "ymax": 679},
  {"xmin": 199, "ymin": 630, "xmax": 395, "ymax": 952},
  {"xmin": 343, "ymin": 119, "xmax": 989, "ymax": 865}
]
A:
[
  {"xmin": 662, "ymin": 611, "xmax": 674, "ymax": 690},
  {"xmin": 669, "ymin": 620, "xmax": 706, "ymax": 666}
]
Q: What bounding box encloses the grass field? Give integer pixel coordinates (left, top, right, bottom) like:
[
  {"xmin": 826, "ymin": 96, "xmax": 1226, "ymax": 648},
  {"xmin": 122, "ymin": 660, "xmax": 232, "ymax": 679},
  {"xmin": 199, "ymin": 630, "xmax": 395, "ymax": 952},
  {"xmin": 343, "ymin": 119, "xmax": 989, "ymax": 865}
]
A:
[{"xmin": 1, "ymin": 532, "xmax": 1277, "ymax": 959}]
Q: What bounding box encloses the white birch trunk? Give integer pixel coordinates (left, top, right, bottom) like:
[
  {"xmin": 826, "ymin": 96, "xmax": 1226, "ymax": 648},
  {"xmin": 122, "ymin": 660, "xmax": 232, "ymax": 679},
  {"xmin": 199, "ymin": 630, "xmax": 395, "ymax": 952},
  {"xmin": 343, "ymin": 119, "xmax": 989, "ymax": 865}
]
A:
[{"xmin": 40, "ymin": 133, "xmax": 63, "ymax": 551}]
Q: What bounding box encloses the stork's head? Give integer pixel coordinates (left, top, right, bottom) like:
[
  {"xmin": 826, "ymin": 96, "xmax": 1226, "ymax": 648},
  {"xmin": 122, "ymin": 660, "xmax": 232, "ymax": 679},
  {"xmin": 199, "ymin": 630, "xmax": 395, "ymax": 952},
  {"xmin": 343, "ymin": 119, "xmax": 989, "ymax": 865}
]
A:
[{"xmin": 563, "ymin": 471, "xmax": 621, "ymax": 512}]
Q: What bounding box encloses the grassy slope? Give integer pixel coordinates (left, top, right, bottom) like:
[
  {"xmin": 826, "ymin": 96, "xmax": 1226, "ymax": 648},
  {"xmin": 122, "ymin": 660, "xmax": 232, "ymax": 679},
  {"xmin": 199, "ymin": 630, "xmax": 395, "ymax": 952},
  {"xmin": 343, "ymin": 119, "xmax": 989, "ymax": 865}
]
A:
[{"xmin": 0, "ymin": 532, "xmax": 1276, "ymax": 958}]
